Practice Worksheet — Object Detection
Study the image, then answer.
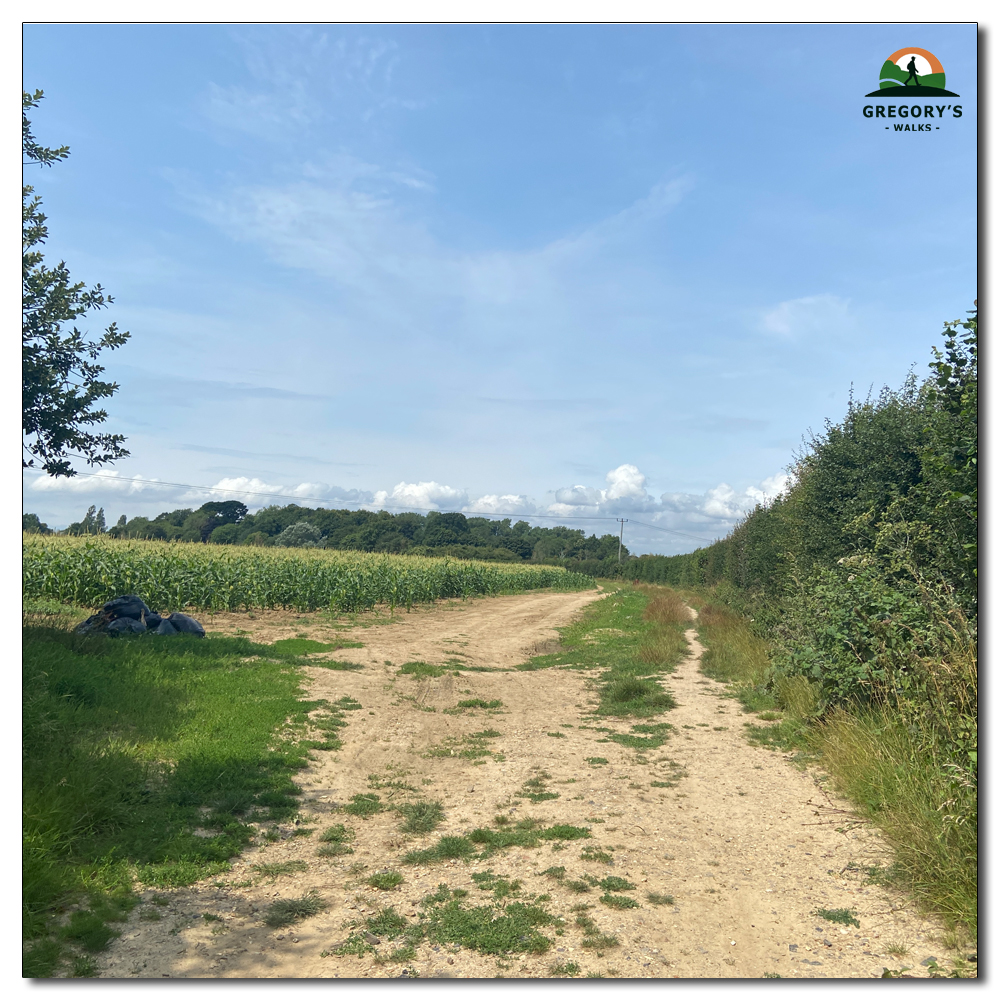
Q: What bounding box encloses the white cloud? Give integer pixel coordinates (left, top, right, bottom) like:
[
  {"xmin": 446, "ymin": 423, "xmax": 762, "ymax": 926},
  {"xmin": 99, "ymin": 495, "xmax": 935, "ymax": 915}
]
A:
[
  {"xmin": 604, "ymin": 463, "xmax": 651, "ymax": 502},
  {"xmin": 547, "ymin": 465, "xmax": 656, "ymax": 514},
  {"xmin": 179, "ymin": 477, "xmax": 352, "ymax": 506},
  {"xmin": 29, "ymin": 471, "xmax": 162, "ymax": 494},
  {"xmin": 465, "ymin": 494, "xmax": 537, "ymax": 516},
  {"xmin": 659, "ymin": 471, "xmax": 789, "ymax": 523},
  {"xmin": 371, "ymin": 480, "xmax": 469, "ymax": 511},
  {"xmin": 553, "ymin": 485, "xmax": 604, "ymax": 507},
  {"xmin": 759, "ymin": 293, "xmax": 851, "ymax": 339}
]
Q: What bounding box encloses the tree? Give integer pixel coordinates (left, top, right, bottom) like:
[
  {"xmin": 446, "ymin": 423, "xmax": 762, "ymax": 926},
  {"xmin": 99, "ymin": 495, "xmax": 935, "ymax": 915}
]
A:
[
  {"xmin": 22, "ymin": 513, "xmax": 51, "ymax": 535},
  {"xmin": 275, "ymin": 522, "xmax": 324, "ymax": 548},
  {"xmin": 66, "ymin": 504, "xmax": 104, "ymax": 535},
  {"xmin": 23, "ymin": 90, "xmax": 130, "ymax": 478}
]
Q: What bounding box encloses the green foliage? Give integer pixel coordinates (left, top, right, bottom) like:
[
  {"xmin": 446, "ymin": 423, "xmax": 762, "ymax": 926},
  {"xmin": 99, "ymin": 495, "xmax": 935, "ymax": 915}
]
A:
[
  {"xmin": 22, "ymin": 91, "xmax": 130, "ymax": 478},
  {"xmin": 420, "ymin": 893, "xmax": 558, "ymax": 956},
  {"xmin": 598, "ymin": 876, "xmax": 635, "ymax": 891},
  {"xmin": 456, "ymin": 698, "xmax": 503, "ymax": 709}
]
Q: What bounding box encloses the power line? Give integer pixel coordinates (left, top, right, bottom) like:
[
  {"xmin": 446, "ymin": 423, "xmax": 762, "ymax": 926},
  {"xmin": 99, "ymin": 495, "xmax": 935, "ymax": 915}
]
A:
[
  {"xmin": 626, "ymin": 518, "xmax": 717, "ymax": 543},
  {"xmin": 23, "ymin": 469, "xmax": 719, "ymax": 543}
]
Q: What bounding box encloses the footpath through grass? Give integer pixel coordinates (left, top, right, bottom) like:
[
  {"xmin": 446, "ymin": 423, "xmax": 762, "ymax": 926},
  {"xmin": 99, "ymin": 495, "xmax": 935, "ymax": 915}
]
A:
[
  {"xmin": 686, "ymin": 589, "xmax": 977, "ymax": 949},
  {"xmin": 22, "ymin": 604, "xmax": 347, "ymax": 978}
]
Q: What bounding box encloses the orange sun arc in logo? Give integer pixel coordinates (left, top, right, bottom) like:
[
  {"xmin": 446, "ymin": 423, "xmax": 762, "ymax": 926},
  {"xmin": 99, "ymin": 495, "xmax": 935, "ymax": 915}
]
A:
[{"xmin": 886, "ymin": 47, "xmax": 944, "ymax": 75}]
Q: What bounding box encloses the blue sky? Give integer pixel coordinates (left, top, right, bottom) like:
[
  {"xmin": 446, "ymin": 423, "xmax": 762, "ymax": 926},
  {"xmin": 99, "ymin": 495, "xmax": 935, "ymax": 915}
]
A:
[{"xmin": 22, "ymin": 23, "xmax": 978, "ymax": 553}]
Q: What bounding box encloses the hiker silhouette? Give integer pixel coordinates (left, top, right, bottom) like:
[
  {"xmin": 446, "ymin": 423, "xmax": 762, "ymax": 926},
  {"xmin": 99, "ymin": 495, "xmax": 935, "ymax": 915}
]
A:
[{"xmin": 904, "ymin": 55, "xmax": 920, "ymax": 86}]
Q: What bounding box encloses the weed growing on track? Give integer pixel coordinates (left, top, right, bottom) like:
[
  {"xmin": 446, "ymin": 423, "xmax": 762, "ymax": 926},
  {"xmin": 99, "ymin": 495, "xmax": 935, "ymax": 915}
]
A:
[
  {"xmin": 517, "ymin": 769, "xmax": 559, "ymax": 803},
  {"xmin": 252, "ymin": 861, "xmax": 308, "ymax": 878},
  {"xmin": 402, "ymin": 822, "xmax": 590, "ymax": 865},
  {"xmin": 396, "ymin": 800, "xmax": 445, "ymax": 834},
  {"xmin": 317, "ymin": 823, "xmax": 355, "ymax": 857},
  {"xmin": 403, "ymin": 836, "xmax": 477, "ymax": 865},
  {"xmin": 398, "ymin": 662, "xmax": 448, "ymax": 678},
  {"xmin": 367, "ymin": 871, "xmax": 405, "ymax": 890},
  {"xmin": 814, "ymin": 907, "xmax": 860, "ymax": 928},
  {"xmin": 575, "ymin": 913, "xmax": 619, "ymax": 951},
  {"xmin": 426, "ymin": 729, "xmax": 504, "ymax": 762},
  {"xmin": 263, "ymin": 893, "xmax": 328, "ymax": 927},
  {"xmin": 598, "ymin": 876, "xmax": 635, "ymax": 891},
  {"xmin": 22, "ymin": 618, "xmax": 350, "ymax": 977},
  {"xmin": 645, "ymin": 891, "xmax": 675, "ymax": 906},
  {"xmin": 551, "ymin": 961, "xmax": 582, "ymax": 976},
  {"xmin": 600, "ymin": 893, "xmax": 639, "ymax": 910},
  {"xmin": 343, "ymin": 793, "xmax": 385, "ymax": 818}
]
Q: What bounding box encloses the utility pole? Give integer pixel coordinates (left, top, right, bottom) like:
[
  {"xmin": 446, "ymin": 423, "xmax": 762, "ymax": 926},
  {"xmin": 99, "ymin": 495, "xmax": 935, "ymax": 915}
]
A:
[{"xmin": 616, "ymin": 518, "xmax": 628, "ymax": 563}]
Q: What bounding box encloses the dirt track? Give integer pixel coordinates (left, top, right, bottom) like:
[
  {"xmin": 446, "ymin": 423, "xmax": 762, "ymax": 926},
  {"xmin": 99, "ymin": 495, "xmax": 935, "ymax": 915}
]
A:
[{"xmin": 96, "ymin": 590, "xmax": 950, "ymax": 979}]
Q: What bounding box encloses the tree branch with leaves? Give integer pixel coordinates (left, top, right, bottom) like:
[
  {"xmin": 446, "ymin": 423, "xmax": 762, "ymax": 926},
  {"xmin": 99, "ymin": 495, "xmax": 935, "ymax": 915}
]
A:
[{"xmin": 22, "ymin": 89, "xmax": 131, "ymax": 478}]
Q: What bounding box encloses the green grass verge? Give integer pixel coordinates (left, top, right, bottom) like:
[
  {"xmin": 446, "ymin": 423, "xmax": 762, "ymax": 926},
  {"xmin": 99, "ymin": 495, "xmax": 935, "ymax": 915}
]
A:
[
  {"xmin": 515, "ymin": 585, "xmax": 685, "ymax": 718},
  {"xmin": 22, "ymin": 617, "xmax": 347, "ymax": 977}
]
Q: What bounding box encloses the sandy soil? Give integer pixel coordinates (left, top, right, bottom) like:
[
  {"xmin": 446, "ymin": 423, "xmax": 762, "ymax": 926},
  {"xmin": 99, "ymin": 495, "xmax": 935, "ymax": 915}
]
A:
[{"xmin": 96, "ymin": 591, "xmax": 952, "ymax": 979}]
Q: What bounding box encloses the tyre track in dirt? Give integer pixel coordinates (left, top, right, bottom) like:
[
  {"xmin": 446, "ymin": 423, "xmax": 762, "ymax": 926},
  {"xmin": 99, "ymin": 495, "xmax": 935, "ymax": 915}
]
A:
[{"xmin": 96, "ymin": 591, "xmax": 950, "ymax": 979}]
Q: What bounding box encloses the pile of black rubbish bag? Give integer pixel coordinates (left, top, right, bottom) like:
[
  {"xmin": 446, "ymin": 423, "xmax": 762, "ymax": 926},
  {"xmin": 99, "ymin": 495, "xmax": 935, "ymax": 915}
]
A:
[{"xmin": 75, "ymin": 594, "xmax": 206, "ymax": 638}]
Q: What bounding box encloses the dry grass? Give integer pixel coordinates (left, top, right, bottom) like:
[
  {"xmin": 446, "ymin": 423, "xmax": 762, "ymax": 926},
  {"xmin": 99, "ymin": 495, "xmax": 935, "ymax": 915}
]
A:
[
  {"xmin": 814, "ymin": 705, "xmax": 977, "ymax": 937},
  {"xmin": 639, "ymin": 589, "xmax": 691, "ymax": 628},
  {"xmin": 696, "ymin": 601, "xmax": 771, "ymax": 690}
]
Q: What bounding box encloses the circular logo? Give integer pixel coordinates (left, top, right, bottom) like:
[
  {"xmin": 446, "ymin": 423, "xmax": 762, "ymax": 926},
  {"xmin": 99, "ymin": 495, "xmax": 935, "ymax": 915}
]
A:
[{"xmin": 871, "ymin": 47, "xmax": 958, "ymax": 96}]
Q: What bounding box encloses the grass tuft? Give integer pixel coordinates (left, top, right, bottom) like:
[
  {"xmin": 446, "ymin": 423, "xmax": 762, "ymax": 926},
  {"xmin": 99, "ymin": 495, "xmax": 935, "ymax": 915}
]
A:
[
  {"xmin": 263, "ymin": 893, "xmax": 327, "ymax": 927},
  {"xmin": 251, "ymin": 860, "xmax": 308, "ymax": 878},
  {"xmin": 343, "ymin": 793, "xmax": 384, "ymax": 818},
  {"xmin": 396, "ymin": 800, "xmax": 445, "ymax": 834},
  {"xmin": 367, "ymin": 871, "xmax": 405, "ymax": 891},
  {"xmin": 645, "ymin": 891, "xmax": 674, "ymax": 906},
  {"xmin": 403, "ymin": 836, "xmax": 476, "ymax": 865}
]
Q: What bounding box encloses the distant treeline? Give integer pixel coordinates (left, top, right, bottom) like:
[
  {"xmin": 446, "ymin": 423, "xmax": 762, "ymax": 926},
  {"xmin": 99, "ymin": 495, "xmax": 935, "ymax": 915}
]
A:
[{"xmin": 25, "ymin": 502, "xmax": 629, "ymax": 565}]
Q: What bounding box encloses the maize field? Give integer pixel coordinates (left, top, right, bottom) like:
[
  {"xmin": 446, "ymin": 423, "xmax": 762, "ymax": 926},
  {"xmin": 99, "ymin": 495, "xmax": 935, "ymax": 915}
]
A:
[{"xmin": 23, "ymin": 534, "xmax": 593, "ymax": 613}]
